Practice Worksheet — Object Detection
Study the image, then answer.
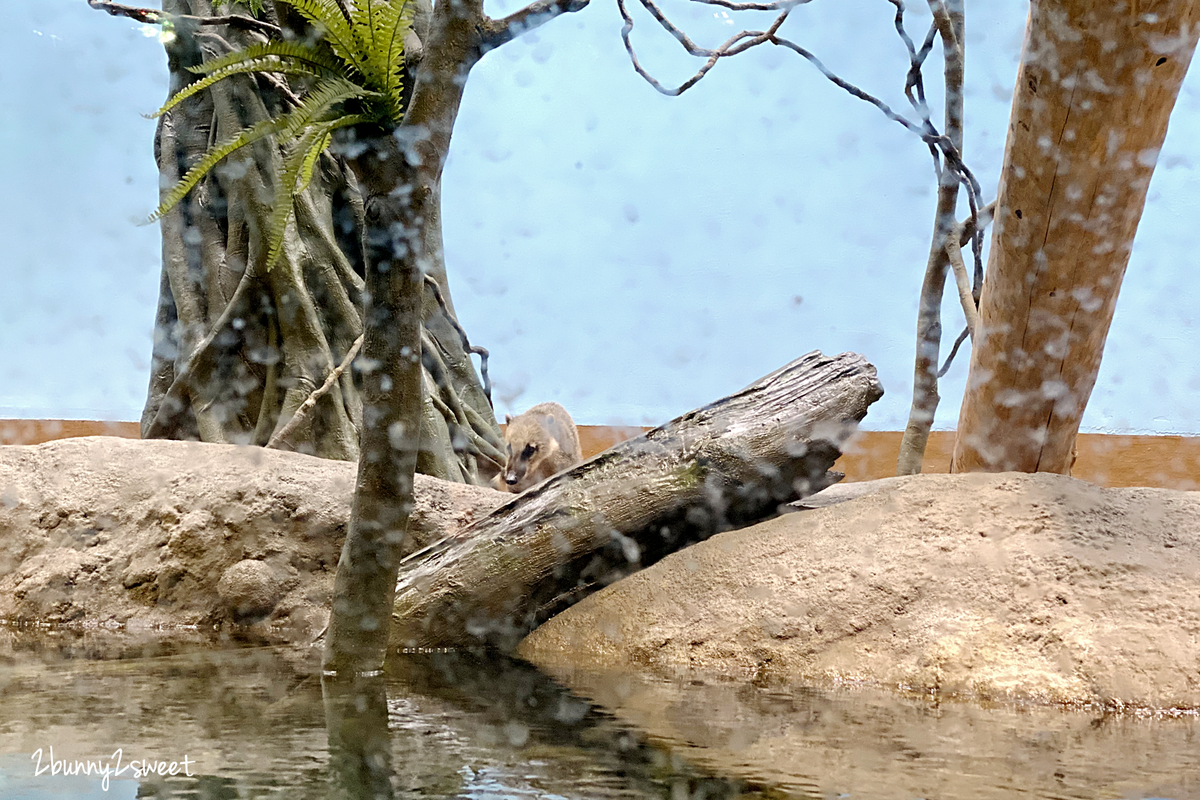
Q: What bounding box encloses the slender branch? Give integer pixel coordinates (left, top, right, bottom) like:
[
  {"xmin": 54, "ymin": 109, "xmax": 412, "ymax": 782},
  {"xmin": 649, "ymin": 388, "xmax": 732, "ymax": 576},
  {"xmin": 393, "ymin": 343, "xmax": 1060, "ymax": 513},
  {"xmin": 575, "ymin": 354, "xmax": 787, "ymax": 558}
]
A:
[
  {"xmin": 86, "ymin": 0, "xmax": 282, "ymax": 36},
  {"xmin": 482, "ymin": 0, "xmax": 591, "ymax": 49},
  {"xmin": 639, "ymin": 0, "xmax": 729, "ymax": 57},
  {"xmin": 611, "ymin": 0, "xmax": 984, "ymax": 475},
  {"xmin": 937, "ymin": 326, "xmax": 969, "ymax": 377},
  {"xmin": 945, "ymin": 232, "xmax": 978, "ymax": 340},
  {"xmin": 934, "ymin": 200, "xmax": 996, "ymax": 378},
  {"xmin": 896, "ymin": 0, "xmax": 966, "ymax": 476},
  {"xmin": 86, "ymin": 0, "xmax": 161, "ymax": 23},
  {"xmin": 886, "ymin": 0, "xmax": 934, "ymax": 128},
  {"xmin": 267, "ymin": 334, "xmax": 364, "ymax": 450},
  {"xmin": 768, "ymin": 35, "xmax": 926, "ymax": 135},
  {"xmin": 259, "ymin": 72, "xmax": 304, "ymax": 108},
  {"xmin": 959, "ymin": 200, "xmax": 995, "ymax": 247},
  {"xmin": 422, "ymin": 275, "xmax": 492, "ymax": 406},
  {"xmin": 618, "ymin": 0, "xmax": 787, "ymax": 97},
  {"xmin": 692, "ymin": 0, "xmax": 810, "ymax": 9}
]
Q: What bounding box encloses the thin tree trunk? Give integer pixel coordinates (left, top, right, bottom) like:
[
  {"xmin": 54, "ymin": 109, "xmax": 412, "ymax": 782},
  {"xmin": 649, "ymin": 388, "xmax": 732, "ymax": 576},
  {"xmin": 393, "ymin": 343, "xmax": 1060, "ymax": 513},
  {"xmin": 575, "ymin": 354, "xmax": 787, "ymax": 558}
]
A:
[
  {"xmin": 896, "ymin": 0, "xmax": 966, "ymax": 475},
  {"xmin": 322, "ymin": 0, "xmax": 486, "ymax": 674},
  {"xmin": 388, "ymin": 351, "xmax": 883, "ymax": 653},
  {"xmin": 951, "ymin": 0, "xmax": 1200, "ymax": 474}
]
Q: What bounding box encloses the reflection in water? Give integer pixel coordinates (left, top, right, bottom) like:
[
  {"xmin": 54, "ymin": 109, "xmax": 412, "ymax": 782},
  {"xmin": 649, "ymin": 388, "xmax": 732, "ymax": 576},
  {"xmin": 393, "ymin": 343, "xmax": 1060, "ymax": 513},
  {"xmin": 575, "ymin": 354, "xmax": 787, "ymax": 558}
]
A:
[
  {"xmin": 0, "ymin": 629, "xmax": 1194, "ymax": 798},
  {"xmin": 541, "ymin": 666, "xmax": 1200, "ymax": 800},
  {"xmin": 0, "ymin": 632, "xmax": 755, "ymax": 798}
]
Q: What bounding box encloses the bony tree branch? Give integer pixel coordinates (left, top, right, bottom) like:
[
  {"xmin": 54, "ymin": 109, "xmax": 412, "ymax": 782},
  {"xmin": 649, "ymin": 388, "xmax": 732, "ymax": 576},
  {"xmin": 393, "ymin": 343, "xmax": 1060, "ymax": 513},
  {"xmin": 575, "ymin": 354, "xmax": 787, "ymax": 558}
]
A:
[
  {"xmin": 483, "ymin": 0, "xmax": 592, "ymax": 50},
  {"xmin": 86, "ymin": 0, "xmax": 282, "ymax": 36}
]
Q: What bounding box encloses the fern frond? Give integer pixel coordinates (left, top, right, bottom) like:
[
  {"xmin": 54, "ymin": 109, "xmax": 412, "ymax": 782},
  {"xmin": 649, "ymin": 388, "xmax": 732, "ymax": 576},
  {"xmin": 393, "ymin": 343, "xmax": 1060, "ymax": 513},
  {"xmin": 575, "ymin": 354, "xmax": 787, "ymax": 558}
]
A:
[
  {"xmin": 147, "ymin": 118, "xmax": 284, "ymax": 223},
  {"xmin": 261, "ymin": 115, "xmax": 371, "ymax": 270},
  {"xmin": 375, "ymin": 0, "xmax": 414, "ymax": 118},
  {"xmin": 296, "ymin": 131, "xmax": 332, "ymax": 195},
  {"xmin": 149, "ymin": 59, "xmax": 324, "ymax": 119},
  {"xmin": 275, "ymin": 75, "xmax": 379, "ymax": 141},
  {"xmin": 349, "ymin": 0, "xmax": 386, "ymax": 89},
  {"xmin": 275, "ymin": 0, "xmax": 364, "ymax": 77},
  {"xmin": 188, "ymin": 40, "xmax": 342, "ymax": 76},
  {"xmin": 261, "ymin": 125, "xmax": 326, "ymax": 273}
]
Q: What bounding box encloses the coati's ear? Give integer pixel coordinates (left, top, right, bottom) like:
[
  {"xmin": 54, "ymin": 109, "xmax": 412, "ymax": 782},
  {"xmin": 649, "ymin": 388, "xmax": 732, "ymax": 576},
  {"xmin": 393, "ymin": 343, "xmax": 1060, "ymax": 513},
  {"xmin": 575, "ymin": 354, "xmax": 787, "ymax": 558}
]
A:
[{"xmin": 505, "ymin": 414, "xmax": 513, "ymax": 425}]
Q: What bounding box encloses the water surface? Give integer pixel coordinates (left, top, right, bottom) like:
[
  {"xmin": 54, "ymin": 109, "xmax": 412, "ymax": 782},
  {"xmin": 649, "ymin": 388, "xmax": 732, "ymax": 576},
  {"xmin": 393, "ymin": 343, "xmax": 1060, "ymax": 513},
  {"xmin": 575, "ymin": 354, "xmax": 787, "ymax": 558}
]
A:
[{"xmin": 0, "ymin": 628, "xmax": 1195, "ymax": 799}]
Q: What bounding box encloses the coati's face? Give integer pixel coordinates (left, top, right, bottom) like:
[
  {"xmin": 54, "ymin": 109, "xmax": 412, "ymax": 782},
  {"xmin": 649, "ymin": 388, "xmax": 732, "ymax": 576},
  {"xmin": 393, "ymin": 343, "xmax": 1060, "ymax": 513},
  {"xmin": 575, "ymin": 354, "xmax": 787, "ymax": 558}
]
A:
[
  {"xmin": 504, "ymin": 440, "xmax": 539, "ymax": 488},
  {"xmin": 503, "ymin": 413, "xmax": 559, "ymax": 491}
]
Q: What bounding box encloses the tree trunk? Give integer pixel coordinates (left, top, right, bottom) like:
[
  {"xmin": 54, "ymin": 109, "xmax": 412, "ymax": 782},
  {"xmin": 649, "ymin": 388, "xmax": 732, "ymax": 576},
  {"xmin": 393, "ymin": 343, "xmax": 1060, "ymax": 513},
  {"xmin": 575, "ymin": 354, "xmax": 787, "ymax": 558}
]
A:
[
  {"xmin": 322, "ymin": 0, "xmax": 488, "ymax": 674},
  {"xmin": 388, "ymin": 351, "xmax": 883, "ymax": 653},
  {"xmin": 144, "ymin": 0, "xmax": 503, "ymax": 481},
  {"xmin": 951, "ymin": 0, "xmax": 1200, "ymax": 474},
  {"xmin": 896, "ymin": 0, "xmax": 965, "ymax": 476}
]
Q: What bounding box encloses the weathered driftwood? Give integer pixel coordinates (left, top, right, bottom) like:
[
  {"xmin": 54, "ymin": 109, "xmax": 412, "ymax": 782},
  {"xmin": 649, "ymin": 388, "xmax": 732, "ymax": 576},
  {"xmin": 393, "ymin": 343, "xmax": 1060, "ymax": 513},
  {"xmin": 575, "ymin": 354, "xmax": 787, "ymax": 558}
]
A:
[{"xmin": 390, "ymin": 350, "xmax": 883, "ymax": 652}]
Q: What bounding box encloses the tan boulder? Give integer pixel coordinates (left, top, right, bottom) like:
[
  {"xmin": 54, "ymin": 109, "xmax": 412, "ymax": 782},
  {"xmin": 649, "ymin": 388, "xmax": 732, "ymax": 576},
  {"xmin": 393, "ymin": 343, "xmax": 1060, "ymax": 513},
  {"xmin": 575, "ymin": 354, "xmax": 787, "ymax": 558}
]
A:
[
  {"xmin": 0, "ymin": 437, "xmax": 504, "ymax": 640},
  {"xmin": 522, "ymin": 472, "xmax": 1200, "ymax": 708}
]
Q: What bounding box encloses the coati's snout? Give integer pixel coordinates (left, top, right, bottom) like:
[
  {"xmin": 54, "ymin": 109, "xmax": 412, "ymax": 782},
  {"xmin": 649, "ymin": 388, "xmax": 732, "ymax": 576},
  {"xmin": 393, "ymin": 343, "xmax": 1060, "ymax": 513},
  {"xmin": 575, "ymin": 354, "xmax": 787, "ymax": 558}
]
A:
[
  {"xmin": 504, "ymin": 441, "xmax": 540, "ymax": 486},
  {"xmin": 498, "ymin": 403, "xmax": 582, "ymax": 493}
]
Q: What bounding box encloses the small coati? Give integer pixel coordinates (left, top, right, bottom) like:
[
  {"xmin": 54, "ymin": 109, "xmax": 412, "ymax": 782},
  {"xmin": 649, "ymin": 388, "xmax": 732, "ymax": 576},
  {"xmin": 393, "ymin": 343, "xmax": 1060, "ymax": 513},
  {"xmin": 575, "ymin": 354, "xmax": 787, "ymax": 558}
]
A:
[{"xmin": 495, "ymin": 401, "xmax": 582, "ymax": 493}]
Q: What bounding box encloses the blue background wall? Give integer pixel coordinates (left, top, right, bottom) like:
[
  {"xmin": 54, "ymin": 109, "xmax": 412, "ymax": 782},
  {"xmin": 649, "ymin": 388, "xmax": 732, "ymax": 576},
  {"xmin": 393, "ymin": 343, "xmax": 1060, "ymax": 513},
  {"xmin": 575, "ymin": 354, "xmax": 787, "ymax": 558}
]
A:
[{"xmin": 3, "ymin": 0, "xmax": 1199, "ymax": 432}]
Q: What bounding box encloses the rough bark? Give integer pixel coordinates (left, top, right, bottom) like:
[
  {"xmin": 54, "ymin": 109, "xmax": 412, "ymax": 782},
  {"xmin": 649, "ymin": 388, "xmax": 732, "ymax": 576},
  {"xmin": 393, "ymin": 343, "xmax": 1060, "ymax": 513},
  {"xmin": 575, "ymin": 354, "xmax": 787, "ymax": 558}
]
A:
[
  {"xmin": 321, "ymin": 0, "xmax": 481, "ymax": 673},
  {"xmin": 323, "ymin": 0, "xmax": 591, "ymax": 673},
  {"xmin": 142, "ymin": 0, "xmax": 503, "ymax": 481},
  {"xmin": 952, "ymin": 0, "xmax": 1200, "ymax": 474},
  {"xmin": 388, "ymin": 351, "xmax": 884, "ymax": 653}
]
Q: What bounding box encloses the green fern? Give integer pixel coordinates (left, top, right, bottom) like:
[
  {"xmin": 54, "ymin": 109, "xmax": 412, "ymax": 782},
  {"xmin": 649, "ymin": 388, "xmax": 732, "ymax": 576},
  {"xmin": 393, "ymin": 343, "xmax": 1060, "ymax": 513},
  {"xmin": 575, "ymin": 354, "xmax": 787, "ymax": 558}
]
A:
[{"xmin": 148, "ymin": 0, "xmax": 414, "ymax": 272}]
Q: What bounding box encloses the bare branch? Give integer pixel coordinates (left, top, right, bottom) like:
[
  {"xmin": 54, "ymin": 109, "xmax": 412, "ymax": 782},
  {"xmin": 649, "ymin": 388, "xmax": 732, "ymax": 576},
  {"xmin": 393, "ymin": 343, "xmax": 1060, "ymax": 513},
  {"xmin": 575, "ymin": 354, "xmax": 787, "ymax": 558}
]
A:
[
  {"xmin": 945, "ymin": 232, "xmax": 978, "ymax": 340},
  {"xmin": 422, "ymin": 275, "xmax": 493, "ymax": 406},
  {"xmin": 86, "ymin": 0, "xmax": 162, "ymax": 24},
  {"xmin": 768, "ymin": 34, "xmax": 927, "ymax": 136},
  {"xmin": 691, "ymin": 0, "xmax": 808, "ymax": 9},
  {"xmin": 639, "ymin": 0, "xmax": 730, "ymax": 57},
  {"xmin": 938, "ymin": 326, "xmax": 969, "ymax": 377},
  {"xmin": 87, "ymin": 0, "xmax": 282, "ymax": 36},
  {"xmin": 267, "ymin": 335, "xmax": 364, "ymax": 450},
  {"xmin": 932, "ymin": 199, "xmax": 995, "ymax": 378},
  {"xmin": 896, "ymin": 0, "xmax": 966, "ymax": 476},
  {"xmin": 482, "ymin": 0, "xmax": 591, "ymax": 49},
  {"xmin": 959, "ymin": 200, "xmax": 995, "ymax": 247},
  {"xmin": 618, "ymin": 0, "xmax": 771, "ymax": 95}
]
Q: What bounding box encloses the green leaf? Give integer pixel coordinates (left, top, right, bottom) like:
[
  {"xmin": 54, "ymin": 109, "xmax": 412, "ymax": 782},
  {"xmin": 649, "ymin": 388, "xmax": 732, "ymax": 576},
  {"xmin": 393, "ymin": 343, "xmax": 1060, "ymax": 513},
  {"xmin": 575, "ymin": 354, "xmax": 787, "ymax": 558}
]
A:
[
  {"xmin": 375, "ymin": 0, "xmax": 414, "ymax": 119},
  {"xmin": 343, "ymin": 0, "xmax": 413, "ymax": 119},
  {"xmin": 147, "ymin": 118, "xmax": 285, "ymax": 223},
  {"xmin": 274, "ymin": 0, "xmax": 364, "ymax": 77},
  {"xmin": 149, "ymin": 58, "xmax": 324, "ymax": 119},
  {"xmin": 274, "ymin": 75, "xmax": 379, "ymax": 140},
  {"xmin": 188, "ymin": 40, "xmax": 343, "ymax": 76},
  {"xmin": 296, "ymin": 131, "xmax": 333, "ymax": 195},
  {"xmin": 261, "ymin": 115, "xmax": 371, "ymax": 271}
]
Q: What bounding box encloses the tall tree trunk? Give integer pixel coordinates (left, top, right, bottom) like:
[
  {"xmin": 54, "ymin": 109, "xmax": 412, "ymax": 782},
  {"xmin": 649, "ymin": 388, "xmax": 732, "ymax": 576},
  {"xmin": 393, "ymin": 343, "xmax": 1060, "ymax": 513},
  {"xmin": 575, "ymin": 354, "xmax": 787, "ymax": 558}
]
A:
[
  {"xmin": 322, "ymin": 0, "xmax": 486, "ymax": 674},
  {"xmin": 952, "ymin": 0, "xmax": 1200, "ymax": 474},
  {"xmin": 144, "ymin": 0, "xmax": 503, "ymax": 481}
]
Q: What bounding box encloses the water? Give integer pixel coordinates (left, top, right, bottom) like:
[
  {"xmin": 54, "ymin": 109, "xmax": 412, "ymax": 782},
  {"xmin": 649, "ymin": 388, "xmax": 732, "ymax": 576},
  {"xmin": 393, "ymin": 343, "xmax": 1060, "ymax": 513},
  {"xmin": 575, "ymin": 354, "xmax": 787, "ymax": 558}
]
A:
[{"xmin": 0, "ymin": 629, "xmax": 1196, "ymax": 799}]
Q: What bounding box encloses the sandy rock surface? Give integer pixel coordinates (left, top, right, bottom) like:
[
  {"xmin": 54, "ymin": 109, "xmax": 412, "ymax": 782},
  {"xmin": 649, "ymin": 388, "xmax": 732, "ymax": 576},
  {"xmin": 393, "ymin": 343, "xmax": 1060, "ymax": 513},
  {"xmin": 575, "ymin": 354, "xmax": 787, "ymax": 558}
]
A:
[
  {"xmin": 521, "ymin": 472, "xmax": 1200, "ymax": 708},
  {"xmin": 4, "ymin": 439, "xmax": 1198, "ymax": 709},
  {"xmin": 0, "ymin": 437, "xmax": 504, "ymax": 640}
]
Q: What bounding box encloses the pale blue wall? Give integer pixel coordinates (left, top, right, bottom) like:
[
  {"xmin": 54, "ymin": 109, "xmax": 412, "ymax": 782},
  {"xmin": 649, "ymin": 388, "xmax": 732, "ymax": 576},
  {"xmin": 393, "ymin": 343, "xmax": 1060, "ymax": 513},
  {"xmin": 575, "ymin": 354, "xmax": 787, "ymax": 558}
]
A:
[{"xmin": 2, "ymin": 0, "xmax": 1198, "ymax": 433}]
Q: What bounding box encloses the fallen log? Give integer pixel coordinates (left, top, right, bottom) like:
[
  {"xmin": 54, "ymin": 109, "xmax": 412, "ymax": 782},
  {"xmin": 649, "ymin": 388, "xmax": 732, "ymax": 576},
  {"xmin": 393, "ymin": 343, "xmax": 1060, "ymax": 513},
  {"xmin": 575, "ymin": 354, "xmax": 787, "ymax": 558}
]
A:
[{"xmin": 390, "ymin": 351, "xmax": 883, "ymax": 652}]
